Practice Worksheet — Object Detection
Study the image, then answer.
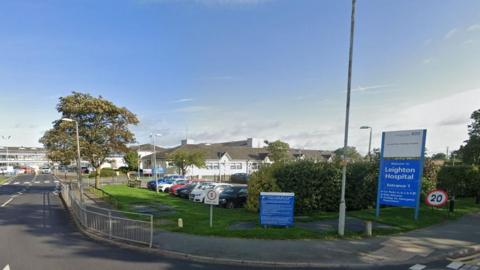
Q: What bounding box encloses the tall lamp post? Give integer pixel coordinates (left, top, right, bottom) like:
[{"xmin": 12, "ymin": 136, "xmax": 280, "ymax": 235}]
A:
[
  {"xmin": 1, "ymin": 136, "xmax": 12, "ymax": 172},
  {"xmin": 338, "ymin": 0, "xmax": 356, "ymax": 237},
  {"xmin": 360, "ymin": 126, "xmax": 372, "ymax": 161},
  {"xmin": 62, "ymin": 118, "xmax": 83, "ymax": 202},
  {"xmin": 150, "ymin": 133, "xmax": 162, "ymax": 193}
]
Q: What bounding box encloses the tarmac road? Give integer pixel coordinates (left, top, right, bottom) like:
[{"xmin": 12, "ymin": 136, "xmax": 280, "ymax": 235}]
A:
[{"xmin": 0, "ymin": 174, "xmax": 474, "ymax": 270}]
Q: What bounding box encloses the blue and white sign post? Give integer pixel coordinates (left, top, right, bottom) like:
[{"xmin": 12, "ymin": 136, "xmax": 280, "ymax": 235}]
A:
[
  {"xmin": 260, "ymin": 192, "xmax": 295, "ymax": 227},
  {"xmin": 376, "ymin": 129, "xmax": 427, "ymax": 220}
]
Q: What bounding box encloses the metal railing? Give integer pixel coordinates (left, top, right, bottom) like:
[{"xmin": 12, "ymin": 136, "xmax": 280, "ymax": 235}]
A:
[{"xmin": 61, "ymin": 183, "xmax": 153, "ymax": 247}]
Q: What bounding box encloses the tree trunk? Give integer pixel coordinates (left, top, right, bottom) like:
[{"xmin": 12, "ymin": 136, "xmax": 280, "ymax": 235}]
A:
[{"xmin": 95, "ymin": 167, "xmax": 101, "ymax": 189}]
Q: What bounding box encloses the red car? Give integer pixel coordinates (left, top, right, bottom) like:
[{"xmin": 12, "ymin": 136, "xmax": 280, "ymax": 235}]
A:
[{"xmin": 169, "ymin": 182, "xmax": 189, "ymax": 196}]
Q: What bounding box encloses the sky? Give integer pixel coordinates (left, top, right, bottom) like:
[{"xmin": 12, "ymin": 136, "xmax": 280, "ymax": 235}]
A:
[{"xmin": 1, "ymin": 0, "xmax": 480, "ymax": 155}]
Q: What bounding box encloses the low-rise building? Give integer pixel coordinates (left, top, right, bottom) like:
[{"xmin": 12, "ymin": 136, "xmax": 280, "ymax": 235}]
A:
[
  {"xmin": 141, "ymin": 138, "xmax": 333, "ymax": 180},
  {"xmin": 0, "ymin": 146, "xmax": 49, "ymax": 169}
]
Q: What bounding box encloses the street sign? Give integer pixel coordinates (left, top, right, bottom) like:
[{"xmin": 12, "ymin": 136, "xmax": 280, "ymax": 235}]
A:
[
  {"xmin": 204, "ymin": 189, "xmax": 219, "ymax": 205},
  {"xmin": 260, "ymin": 192, "xmax": 295, "ymax": 227},
  {"xmin": 425, "ymin": 190, "xmax": 448, "ymax": 207},
  {"xmin": 376, "ymin": 129, "xmax": 427, "ymax": 220},
  {"xmin": 378, "ymin": 159, "xmax": 422, "ymax": 207}
]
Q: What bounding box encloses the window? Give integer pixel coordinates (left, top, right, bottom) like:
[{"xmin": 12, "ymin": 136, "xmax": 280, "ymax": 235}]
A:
[{"xmin": 236, "ymin": 163, "xmax": 242, "ymax": 169}]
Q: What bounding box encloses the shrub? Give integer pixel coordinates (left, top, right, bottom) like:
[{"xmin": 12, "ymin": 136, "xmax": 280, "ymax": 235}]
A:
[
  {"xmin": 345, "ymin": 162, "xmax": 378, "ymax": 210},
  {"xmin": 275, "ymin": 161, "xmax": 342, "ymax": 213},
  {"xmin": 89, "ymin": 167, "xmax": 117, "ymax": 178},
  {"xmin": 437, "ymin": 165, "xmax": 479, "ymax": 197},
  {"xmin": 246, "ymin": 164, "xmax": 281, "ymax": 211}
]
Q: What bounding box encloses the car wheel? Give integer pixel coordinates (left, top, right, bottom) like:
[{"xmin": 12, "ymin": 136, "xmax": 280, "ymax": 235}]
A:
[{"xmin": 226, "ymin": 201, "xmax": 235, "ymax": 209}]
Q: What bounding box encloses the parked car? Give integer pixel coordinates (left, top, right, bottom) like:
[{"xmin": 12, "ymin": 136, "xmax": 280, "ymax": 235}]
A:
[
  {"xmin": 169, "ymin": 181, "xmax": 190, "ymax": 195},
  {"xmin": 176, "ymin": 184, "xmax": 197, "ymax": 199},
  {"xmin": 219, "ymin": 186, "xmax": 248, "ymax": 208},
  {"xmin": 147, "ymin": 179, "xmax": 168, "ymax": 190},
  {"xmin": 230, "ymin": 173, "xmax": 249, "ymax": 184},
  {"xmin": 158, "ymin": 179, "xmax": 187, "ymax": 192},
  {"xmin": 189, "ymin": 183, "xmax": 232, "ymax": 203},
  {"xmin": 40, "ymin": 167, "xmax": 52, "ymax": 174}
]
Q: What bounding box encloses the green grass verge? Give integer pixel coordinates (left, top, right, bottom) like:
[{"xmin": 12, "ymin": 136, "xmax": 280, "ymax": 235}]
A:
[
  {"xmin": 0, "ymin": 176, "xmax": 9, "ymax": 185},
  {"xmin": 101, "ymin": 185, "xmax": 480, "ymax": 240}
]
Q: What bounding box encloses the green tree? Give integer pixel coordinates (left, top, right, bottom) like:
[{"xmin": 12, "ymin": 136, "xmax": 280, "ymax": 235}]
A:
[
  {"xmin": 431, "ymin": 153, "xmax": 447, "ymax": 160},
  {"xmin": 39, "ymin": 122, "xmax": 76, "ymax": 167},
  {"xmin": 168, "ymin": 150, "xmax": 205, "ymax": 176},
  {"xmin": 333, "ymin": 146, "xmax": 362, "ymax": 163},
  {"xmin": 40, "ymin": 92, "xmax": 139, "ymax": 188},
  {"xmin": 123, "ymin": 151, "xmax": 140, "ymax": 171},
  {"xmin": 266, "ymin": 140, "xmax": 290, "ymax": 162},
  {"xmin": 459, "ymin": 109, "xmax": 480, "ymax": 165}
]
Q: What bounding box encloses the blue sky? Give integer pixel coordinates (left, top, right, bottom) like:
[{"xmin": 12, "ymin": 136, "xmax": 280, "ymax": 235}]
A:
[{"xmin": 1, "ymin": 0, "xmax": 480, "ymax": 154}]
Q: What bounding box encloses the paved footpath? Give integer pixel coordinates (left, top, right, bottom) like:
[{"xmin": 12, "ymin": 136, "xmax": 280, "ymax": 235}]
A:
[{"xmin": 81, "ymin": 189, "xmax": 480, "ymax": 268}]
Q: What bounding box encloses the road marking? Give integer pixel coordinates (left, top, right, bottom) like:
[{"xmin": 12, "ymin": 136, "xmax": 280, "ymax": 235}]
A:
[
  {"xmin": 34, "ymin": 181, "xmax": 40, "ymax": 184},
  {"xmin": 447, "ymin": 261, "xmax": 465, "ymax": 269},
  {"xmin": 13, "ymin": 182, "xmax": 20, "ymax": 185},
  {"xmin": 409, "ymin": 264, "xmax": 426, "ymax": 270},
  {"xmin": 1, "ymin": 198, "xmax": 14, "ymax": 207},
  {"xmin": 2, "ymin": 182, "xmax": 9, "ymax": 185},
  {"xmin": 24, "ymin": 181, "xmax": 30, "ymax": 184},
  {"xmin": 54, "ymin": 180, "xmax": 59, "ymax": 183},
  {"xmin": 3, "ymin": 264, "xmax": 10, "ymax": 270},
  {"xmin": 44, "ymin": 180, "xmax": 50, "ymax": 184}
]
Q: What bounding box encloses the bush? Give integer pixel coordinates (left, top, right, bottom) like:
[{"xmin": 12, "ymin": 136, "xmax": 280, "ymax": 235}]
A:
[
  {"xmin": 437, "ymin": 165, "xmax": 479, "ymax": 198},
  {"xmin": 89, "ymin": 167, "xmax": 117, "ymax": 178},
  {"xmin": 246, "ymin": 164, "xmax": 281, "ymax": 211},
  {"xmin": 118, "ymin": 166, "xmax": 130, "ymax": 174},
  {"xmin": 345, "ymin": 162, "xmax": 378, "ymax": 211}
]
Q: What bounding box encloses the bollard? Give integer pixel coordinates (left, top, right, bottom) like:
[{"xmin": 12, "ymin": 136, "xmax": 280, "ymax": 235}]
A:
[
  {"xmin": 178, "ymin": 218, "xmax": 183, "ymax": 228},
  {"xmin": 365, "ymin": 220, "xmax": 372, "ymax": 236}
]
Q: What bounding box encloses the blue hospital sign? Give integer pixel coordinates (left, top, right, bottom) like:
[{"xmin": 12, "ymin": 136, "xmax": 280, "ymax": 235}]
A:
[
  {"xmin": 376, "ymin": 129, "xmax": 427, "ymax": 220},
  {"xmin": 379, "ymin": 159, "xmax": 422, "ymax": 207},
  {"xmin": 260, "ymin": 192, "xmax": 294, "ymax": 227}
]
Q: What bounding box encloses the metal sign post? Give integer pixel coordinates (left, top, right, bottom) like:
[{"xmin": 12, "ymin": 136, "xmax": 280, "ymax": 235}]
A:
[{"xmin": 204, "ymin": 189, "xmax": 219, "ymax": 228}]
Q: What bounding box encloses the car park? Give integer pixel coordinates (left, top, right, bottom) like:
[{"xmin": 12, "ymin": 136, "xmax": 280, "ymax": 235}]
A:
[
  {"xmin": 40, "ymin": 167, "xmax": 52, "ymax": 174},
  {"xmin": 219, "ymin": 186, "xmax": 248, "ymax": 208},
  {"xmin": 147, "ymin": 179, "xmax": 168, "ymax": 190}
]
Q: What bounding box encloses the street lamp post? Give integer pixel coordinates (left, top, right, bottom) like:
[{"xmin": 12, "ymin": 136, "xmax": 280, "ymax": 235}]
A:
[
  {"xmin": 1, "ymin": 136, "xmax": 12, "ymax": 171},
  {"xmin": 338, "ymin": 0, "xmax": 356, "ymax": 237},
  {"xmin": 150, "ymin": 133, "xmax": 162, "ymax": 193},
  {"xmin": 62, "ymin": 118, "xmax": 83, "ymax": 202},
  {"xmin": 360, "ymin": 126, "xmax": 372, "ymax": 161}
]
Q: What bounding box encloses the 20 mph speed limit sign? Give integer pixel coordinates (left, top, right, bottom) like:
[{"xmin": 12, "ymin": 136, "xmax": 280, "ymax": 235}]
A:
[
  {"xmin": 425, "ymin": 189, "xmax": 448, "ymax": 207},
  {"xmin": 204, "ymin": 189, "xmax": 219, "ymax": 205}
]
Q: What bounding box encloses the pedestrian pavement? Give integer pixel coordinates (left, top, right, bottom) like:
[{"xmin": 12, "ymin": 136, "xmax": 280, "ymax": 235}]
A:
[{"xmin": 80, "ymin": 189, "xmax": 480, "ymax": 267}]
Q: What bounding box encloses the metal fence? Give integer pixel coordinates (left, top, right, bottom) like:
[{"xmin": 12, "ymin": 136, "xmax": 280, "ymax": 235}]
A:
[{"xmin": 61, "ymin": 183, "xmax": 153, "ymax": 247}]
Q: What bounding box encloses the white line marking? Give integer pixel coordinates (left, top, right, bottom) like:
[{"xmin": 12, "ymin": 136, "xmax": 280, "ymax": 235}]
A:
[
  {"xmin": 44, "ymin": 181, "xmax": 50, "ymax": 184},
  {"xmin": 2, "ymin": 182, "xmax": 9, "ymax": 186},
  {"xmin": 447, "ymin": 261, "xmax": 464, "ymax": 269},
  {"xmin": 1, "ymin": 198, "xmax": 14, "ymax": 207},
  {"xmin": 54, "ymin": 180, "xmax": 59, "ymax": 183},
  {"xmin": 24, "ymin": 181, "xmax": 30, "ymax": 184},
  {"xmin": 3, "ymin": 264, "xmax": 10, "ymax": 270},
  {"xmin": 13, "ymin": 182, "xmax": 20, "ymax": 185},
  {"xmin": 409, "ymin": 264, "xmax": 426, "ymax": 270},
  {"xmin": 34, "ymin": 181, "xmax": 40, "ymax": 184}
]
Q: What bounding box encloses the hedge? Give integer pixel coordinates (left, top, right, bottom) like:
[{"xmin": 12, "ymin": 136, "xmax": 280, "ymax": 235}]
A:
[
  {"xmin": 246, "ymin": 159, "xmax": 441, "ymax": 213},
  {"xmin": 88, "ymin": 168, "xmax": 117, "ymax": 178},
  {"xmin": 437, "ymin": 165, "xmax": 480, "ymax": 198}
]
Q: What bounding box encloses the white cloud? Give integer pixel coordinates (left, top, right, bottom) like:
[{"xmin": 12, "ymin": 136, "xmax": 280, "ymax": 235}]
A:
[
  {"xmin": 352, "ymin": 84, "xmax": 394, "ymax": 93},
  {"xmin": 423, "ymin": 58, "xmax": 432, "ymax": 64},
  {"xmin": 444, "ymin": 28, "xmax": 457, "ymax": 39},
  {"xmin": 467, "ymin": 24, "xmax": 480, "ymax": 32},
  {"xmin": 172, "ymin": 98, "xmax": 193, "ymax": 103},
  {"xmin": 463, "ymin": 39, "xmax": 474, "ymax": 46}
]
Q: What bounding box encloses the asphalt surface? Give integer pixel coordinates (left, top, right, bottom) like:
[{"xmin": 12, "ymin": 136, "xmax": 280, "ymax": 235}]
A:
[{"xmin": 0, "ymin": 174, "xmax": 476, "ymax": 270}]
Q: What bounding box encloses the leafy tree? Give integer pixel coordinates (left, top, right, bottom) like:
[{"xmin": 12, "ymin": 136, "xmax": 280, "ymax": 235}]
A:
[
  {"xmin": 265, "ymin": 140, "xmax": 290, "ymax": 162},
  {"xmin": 431, "ymin": 153, "xmax": 447, "ymax": 160},
  {"xmin": 458, "ymin": 109, "xmax": 480, "ymax": 165},
  {"xmin": 168, "ymin": 150, "xmax": 205, "ymax": 176},
  {"xmin": 39, "ymin": 122, "xmax": 76, "ymax": 167},
  {"xmin": 123, "ymin": 151, "xmax": 140, "ymax": 171},
  {"xmin": 40, "ymin": 92, "xmax": 139, "ymax": 188},
  {"xmin": 333, "ymin": 146, "xmax": 362, "ymax": 163}
]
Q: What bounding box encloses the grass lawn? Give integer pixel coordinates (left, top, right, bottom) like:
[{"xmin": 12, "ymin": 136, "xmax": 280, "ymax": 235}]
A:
[
  {"xmin": 0, "ymin": 176, "xmax": 9, "ymax": 185},
  {"xmin": 101, "ymin": 185, "xmax": 480, "ymax": 240}
]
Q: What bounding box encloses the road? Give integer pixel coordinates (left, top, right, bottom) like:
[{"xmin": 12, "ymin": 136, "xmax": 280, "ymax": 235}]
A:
[{"xmin": 0, "ymin": 174, "xmax": 477, "ymax": 270}]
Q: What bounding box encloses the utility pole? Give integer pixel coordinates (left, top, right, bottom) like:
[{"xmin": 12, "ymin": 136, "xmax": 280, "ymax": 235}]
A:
[{"xmin": 338, "ymin": 0, "xmax": 356, "ymax": 237}]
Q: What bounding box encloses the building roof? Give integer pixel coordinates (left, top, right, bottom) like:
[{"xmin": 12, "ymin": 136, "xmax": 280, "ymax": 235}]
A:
[
  {"xmin": 141, "ymin": 142, "xmax": 333, "ymax": 162},
  {"xmin": 0, "ymin": 146, "xmax": 46, "ymax": 154},
  {"xmin": 129, "ymin": 144, "xmax": 164, "ymax": 152}
]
